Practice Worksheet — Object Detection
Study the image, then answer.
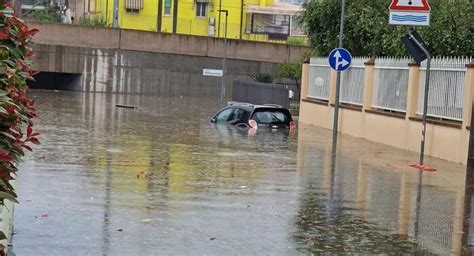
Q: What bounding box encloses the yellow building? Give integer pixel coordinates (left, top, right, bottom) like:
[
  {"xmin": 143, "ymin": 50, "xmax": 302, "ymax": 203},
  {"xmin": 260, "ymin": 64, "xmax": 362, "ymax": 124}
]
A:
[{"xmin": 93, "ymin": 0, "xmax": 305, "ymax": 43}]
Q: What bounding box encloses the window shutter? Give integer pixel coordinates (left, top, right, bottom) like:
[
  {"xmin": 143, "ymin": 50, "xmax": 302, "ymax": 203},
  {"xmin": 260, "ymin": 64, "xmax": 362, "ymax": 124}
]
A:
[{"xmin": 125, "ymin": 0, "xmax": 143, "ymax": 10}]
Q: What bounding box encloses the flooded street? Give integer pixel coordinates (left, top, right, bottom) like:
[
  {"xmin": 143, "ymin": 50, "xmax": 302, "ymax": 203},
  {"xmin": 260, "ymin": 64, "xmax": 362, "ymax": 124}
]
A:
[{"xmin": 12, "ymin": 91, "xmax": 473, "ymax": 255}]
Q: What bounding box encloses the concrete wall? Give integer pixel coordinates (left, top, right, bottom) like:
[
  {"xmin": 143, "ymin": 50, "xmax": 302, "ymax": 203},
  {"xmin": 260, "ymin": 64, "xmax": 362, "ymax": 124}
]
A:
[
  {"xmin": 27, "ymin": 22, "xmax": 309, "ymax": 97},
  {"xmin": 31, "ymin": 44, "xmax": 278, "ymax": 97},
  {"xmin": 299, "ymin": 60, "xmax": 474, "ymax": 164},
  {"xmin": 299, "ymin": 102, "xmax": 469, "ymax": 164},
  {"xmin": 28, "ymin": 22, "xmax": 310, "ymax": 63}
]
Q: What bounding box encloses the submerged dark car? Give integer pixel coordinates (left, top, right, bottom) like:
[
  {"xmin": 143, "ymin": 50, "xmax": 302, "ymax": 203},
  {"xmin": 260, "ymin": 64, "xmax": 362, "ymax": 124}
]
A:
[{"xmin": 210, "ymin": 102, "xmax": 295, "ymax": 129}]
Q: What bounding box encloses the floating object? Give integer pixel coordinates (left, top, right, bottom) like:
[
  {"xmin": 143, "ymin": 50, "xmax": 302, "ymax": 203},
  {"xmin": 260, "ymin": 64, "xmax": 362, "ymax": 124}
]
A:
[
  {"xmin": 409, "ymin": 164, "xmax": 437, "ymax": 172},
  {"xmin": 36, "ymin": 213, "xmax": 49, "ymax": 219},
  {"xmin": 137, "ymin": 170, "xmax": 148, "ymax": 178},
  {"xmin": 116, "ymin": 104, "xmax": 136, "ymax": 109}
]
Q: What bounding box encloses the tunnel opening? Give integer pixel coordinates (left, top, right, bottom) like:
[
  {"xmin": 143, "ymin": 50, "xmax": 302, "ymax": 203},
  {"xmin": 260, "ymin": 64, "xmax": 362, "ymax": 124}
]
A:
[{"xmin": 28, "ymin": 72, "xmax": 82, "ymax": 91}]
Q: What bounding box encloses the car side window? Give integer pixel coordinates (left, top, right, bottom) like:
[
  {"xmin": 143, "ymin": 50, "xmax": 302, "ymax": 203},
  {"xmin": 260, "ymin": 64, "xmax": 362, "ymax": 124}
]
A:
[
  {"xmin": 215, "ymin": 108, "xmax": 233, "ymax": 122},
  {"xmin": 232, "ymin": 108, "xmax": 247, "ymax": 122}
]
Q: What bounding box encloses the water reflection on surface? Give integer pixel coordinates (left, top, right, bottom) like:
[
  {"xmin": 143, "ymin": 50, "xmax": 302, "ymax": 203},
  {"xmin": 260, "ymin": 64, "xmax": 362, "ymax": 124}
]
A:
[{"xmin": 12, "ymin": 91, "xmax": 474, "ymax": 255}]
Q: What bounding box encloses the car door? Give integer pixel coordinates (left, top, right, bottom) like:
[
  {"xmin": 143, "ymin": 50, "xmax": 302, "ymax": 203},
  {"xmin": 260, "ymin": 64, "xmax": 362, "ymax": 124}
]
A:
[
  {"xmin": 213, "ymin": 107, "xmax": 234, "ymax": 123},
  {"xmin": 228, "ymin": 107, "xmax": 249, "ymax": 125}
]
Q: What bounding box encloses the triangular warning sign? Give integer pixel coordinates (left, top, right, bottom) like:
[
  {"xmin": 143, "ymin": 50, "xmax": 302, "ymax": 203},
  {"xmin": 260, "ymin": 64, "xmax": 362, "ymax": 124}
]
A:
[{"xmin": 389, "ymin": 0, "xmax": 430, "ymax": 12}]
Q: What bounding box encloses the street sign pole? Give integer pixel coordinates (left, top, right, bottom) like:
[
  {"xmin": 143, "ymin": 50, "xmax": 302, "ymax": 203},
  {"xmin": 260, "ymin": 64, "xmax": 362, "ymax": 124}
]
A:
[
  {"xmin": 332, "ymin": 0, "xmax": 346, "ymax": 154},
  {"xmin": 407, "ymin": 28, "xmax": 432, "ymax": 166},
  {"xmin": 389, "ymin": 0, "xmax": 432, "ymax": 240}
]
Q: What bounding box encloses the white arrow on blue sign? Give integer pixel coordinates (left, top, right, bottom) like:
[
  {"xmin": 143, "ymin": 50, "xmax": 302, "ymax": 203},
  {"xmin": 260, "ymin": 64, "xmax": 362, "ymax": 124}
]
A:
[{"xmin": 328, "ymin": 48, "xmax": 352, "ymax": 72}]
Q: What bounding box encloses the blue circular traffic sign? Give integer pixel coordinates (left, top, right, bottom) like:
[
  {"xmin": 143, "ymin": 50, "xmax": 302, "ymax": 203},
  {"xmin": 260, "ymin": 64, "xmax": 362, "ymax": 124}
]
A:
[{"xmin": 328, "ymin": 48, "xmax": 352, "ymax": 72}]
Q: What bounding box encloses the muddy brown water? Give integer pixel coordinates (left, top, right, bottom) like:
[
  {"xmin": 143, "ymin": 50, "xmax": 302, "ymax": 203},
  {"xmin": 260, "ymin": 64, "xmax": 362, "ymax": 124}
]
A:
[{"xmin": 11, "ymin": 90, "xmax": 474, "ymax": 255}]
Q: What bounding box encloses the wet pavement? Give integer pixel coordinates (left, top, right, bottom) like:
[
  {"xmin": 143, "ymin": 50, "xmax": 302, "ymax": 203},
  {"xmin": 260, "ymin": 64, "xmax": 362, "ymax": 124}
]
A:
[{"xmin": 11, "ymin": 90, "xmax": 474, "ymax": 255}]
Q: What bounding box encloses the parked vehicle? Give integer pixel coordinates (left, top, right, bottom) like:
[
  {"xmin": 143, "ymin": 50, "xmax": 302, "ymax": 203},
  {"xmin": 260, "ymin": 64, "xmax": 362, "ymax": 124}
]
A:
[{"xmin": 210, "ymin": 102, "xmax": 295, "ymax": 129}]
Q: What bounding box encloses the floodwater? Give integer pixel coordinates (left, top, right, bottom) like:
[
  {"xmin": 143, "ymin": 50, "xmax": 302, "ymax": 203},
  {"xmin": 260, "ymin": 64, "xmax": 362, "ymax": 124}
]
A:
[{"xmin": 11, "ymin": 90, "xmax": 474, "ymax": 255}]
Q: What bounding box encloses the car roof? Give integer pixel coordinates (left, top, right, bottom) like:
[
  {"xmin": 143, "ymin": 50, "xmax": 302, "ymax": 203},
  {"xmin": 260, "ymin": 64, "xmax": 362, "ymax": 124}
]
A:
[{"xmin": 226, "ymin": 101, "xmax": 287, "ymax": 111}]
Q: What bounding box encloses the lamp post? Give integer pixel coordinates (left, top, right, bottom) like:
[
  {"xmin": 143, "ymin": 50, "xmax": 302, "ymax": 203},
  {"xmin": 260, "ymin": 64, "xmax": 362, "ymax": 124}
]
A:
[{"xmin": 218, "ymin": 9, "xmax": 228, "ymax": 107}]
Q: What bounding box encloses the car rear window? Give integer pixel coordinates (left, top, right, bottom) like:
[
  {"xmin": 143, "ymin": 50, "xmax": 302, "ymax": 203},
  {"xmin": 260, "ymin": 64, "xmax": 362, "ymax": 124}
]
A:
[{"xmin": 250, "ymin": 108, "xmax": 292, "ymax": 124}]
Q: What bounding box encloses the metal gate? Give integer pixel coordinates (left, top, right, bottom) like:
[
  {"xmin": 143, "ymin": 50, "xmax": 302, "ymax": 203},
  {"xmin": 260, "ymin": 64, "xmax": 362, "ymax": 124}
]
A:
[{"xmin": 232, "ymin": 80, "xmax": 290, "ymax": 109}]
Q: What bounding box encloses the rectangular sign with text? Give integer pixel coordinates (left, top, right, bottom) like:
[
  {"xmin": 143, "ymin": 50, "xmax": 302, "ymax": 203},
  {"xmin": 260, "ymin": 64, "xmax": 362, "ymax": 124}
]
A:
[{"xmin": 203, "ymin": 69, "xmax": 223, "ymax": 77}]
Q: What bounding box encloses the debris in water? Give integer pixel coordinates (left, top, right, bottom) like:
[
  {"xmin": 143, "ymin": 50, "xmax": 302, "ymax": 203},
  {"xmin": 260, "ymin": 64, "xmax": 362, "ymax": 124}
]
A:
[
  {"xmin": 409, "ymin": 164, "xmax": 437, "ymax": 172},
  {"xmin": 116, "ymin": 104, "xmax": 136, "ymax": 109},
  {"xmin": 137, "ymin": 171, "xmax": 148, "ymax": 178},
  {"xmin": 36, "ymin": 213, "xmax": 49, "ymax": 219},
  {"xmin": 209, "ymin": 237, "xmax": 216, "ymax": 240},
  {"xmin": 141, "ymin": 219, "xmax": 151, "ymax": 223},
  {"xmin": 117, "ymin": 228, "xmax": 123, "ymax": 232}
]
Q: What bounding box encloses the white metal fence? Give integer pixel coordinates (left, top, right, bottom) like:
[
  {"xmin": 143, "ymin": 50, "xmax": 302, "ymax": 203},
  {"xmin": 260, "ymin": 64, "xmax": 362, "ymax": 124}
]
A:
[
  {"xmin": 417, "ymin": 57, "xmax": 472, "ymax": 121},
  {"xmin": 308, "ymin": 57, "xmax": 331, "ymax": 100},
  {"xmin": 372, "ymin": 57, "xmax": 411, "ymax": 112},
  {"xmin": 340, "ymin": 57, "xmax": 366, "ymax": 105}
]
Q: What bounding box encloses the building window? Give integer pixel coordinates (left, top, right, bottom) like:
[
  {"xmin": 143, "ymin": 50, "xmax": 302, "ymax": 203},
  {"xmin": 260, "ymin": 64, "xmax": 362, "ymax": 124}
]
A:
[
  {"xmin": 195, "ymin": 2, "xmax": 207, "ymax": 17},
  {"xmin": 290, "ymin": 16, "xmax": 305, "ymax": 36},
  {"xmin": 164, "ymin": 0, "xmax": 171, "ymax": 15},
  {"xmin": 250, "ymin": 14, "xmax": 290, "ymax": 35},
  {"xmin": 125, "ymin": 0, "xmax": 143, "ymax": 12}
]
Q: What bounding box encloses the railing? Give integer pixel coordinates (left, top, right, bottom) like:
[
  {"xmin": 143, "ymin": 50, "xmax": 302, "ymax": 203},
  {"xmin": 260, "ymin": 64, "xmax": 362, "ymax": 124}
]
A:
[
  {"xmin": 308, "ymin": 57, "xmax": 331, "ymax": 101},
  {"xmin": 340, "ymin": 57, "xmax": 366, "ymax": 105},
  {"xmin": 27, "ymin": 10, "xmax": 292, "ymax": 43},
  {"xmin": 417, "ymin": 57, "xmax": 472, "ymax": 121},
  {"xmin": 372, "ymin": 57, "xmax": 411, "ymax": 112}
]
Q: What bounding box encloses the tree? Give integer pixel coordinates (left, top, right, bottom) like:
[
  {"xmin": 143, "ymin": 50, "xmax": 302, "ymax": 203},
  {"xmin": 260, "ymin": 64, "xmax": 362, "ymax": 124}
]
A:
[
  {"xmin": 300, "ymin": 0, "xmax": 474, "ymax": 56},
  {"xmin": 277, "ymin": 51, "xmax": 315, "ymax": 95}
]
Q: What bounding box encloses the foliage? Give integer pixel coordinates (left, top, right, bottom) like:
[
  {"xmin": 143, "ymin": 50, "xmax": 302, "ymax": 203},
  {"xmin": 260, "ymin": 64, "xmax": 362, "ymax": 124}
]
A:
[
  {"xmin": 0, "ymin": 3, "xmax": 40, "ymax": 247},
  {"xmin": 278, "ymin": 61, "xmax": 301, "ymax": 86},
  {"xmin": 250, "ymin": 73, "xmax": 274, "ymax": 83},
  {"xmin": 79, "ymin": 16, "xmax": 108, "ymax": 27},
  {"xmin": 287, "ymin": 37, "xmax": 307, "ymax": 46},
  {"xmin": 24, "ymin": 6, "xmax": 62, "ymax": 23},
  {"xmin": 277, "ymin": 51, "xmax": 315, "ymax": 92},
  {"xmin": 300, "ymin": 0, "xmax": 474, "ymax": 56}
]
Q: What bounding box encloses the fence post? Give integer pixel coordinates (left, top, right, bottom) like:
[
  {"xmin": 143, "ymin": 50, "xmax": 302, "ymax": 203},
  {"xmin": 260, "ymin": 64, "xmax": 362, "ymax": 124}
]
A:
[
  {"xmin": 300, "ymin": 60, "xmax": 310, "ymax": 102},
  {"xmin": 406, "ymin": 61, "xmax": 421, "ymax": 119},
  {"xmin": 462, "ymin": 62, "xmax": 474, "ymax": 129},
  {"xmin": 329, "ymin": 70, "xmax": 337, "ymax": 104},
  {"xmin": 362, "ymin": 58, "xmax": 375, "ymax": 111}
]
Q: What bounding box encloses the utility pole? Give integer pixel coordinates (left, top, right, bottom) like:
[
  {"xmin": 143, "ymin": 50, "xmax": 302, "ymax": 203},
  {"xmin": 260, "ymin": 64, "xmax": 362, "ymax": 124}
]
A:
[{"xmin": 218, "ymin": 9, "xmax": 228, "ymax": 107}]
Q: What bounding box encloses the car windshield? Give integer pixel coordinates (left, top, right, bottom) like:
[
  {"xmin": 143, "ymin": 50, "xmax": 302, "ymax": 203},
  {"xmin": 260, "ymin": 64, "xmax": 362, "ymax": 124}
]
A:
[{"xmin": 250, "ymin": 108, "xmax": 291, "ymax": 124}]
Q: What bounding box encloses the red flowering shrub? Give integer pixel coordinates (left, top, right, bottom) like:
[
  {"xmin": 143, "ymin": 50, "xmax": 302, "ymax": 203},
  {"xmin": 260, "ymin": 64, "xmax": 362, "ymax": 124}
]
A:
[{"xmin": 0, "ymin": 2, "xmax": 39, "ymax": 244}]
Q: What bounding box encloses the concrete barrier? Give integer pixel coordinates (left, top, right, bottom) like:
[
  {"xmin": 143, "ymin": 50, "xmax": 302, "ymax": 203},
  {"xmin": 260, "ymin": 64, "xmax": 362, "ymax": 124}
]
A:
[{"xmin": 27, "ymin": 22, "xmax": 310, "ymax": 64}]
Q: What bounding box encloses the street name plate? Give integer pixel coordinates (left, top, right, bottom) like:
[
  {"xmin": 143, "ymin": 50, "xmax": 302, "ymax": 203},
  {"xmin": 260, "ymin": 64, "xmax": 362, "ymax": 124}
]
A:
[{"xmin": 203, "ymin": 69, "xmax": 223, "ymax": 77}]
